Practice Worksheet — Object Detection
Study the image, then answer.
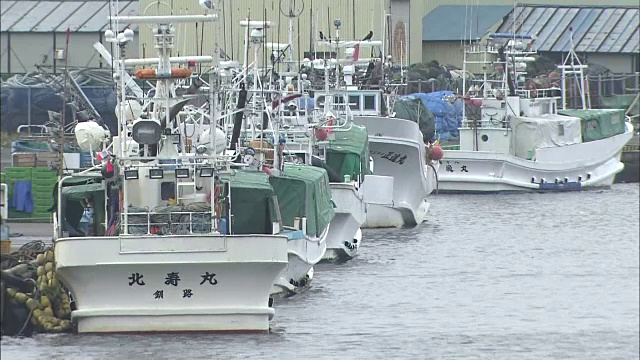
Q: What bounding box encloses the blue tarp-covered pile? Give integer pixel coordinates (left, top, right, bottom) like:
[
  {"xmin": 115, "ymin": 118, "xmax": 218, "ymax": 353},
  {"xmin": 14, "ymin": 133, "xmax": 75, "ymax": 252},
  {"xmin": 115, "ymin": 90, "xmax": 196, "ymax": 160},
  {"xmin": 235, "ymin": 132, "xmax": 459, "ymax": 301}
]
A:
[{"xmin": 405, "ymin": 91, "xmax": 463, "ymax": 142}]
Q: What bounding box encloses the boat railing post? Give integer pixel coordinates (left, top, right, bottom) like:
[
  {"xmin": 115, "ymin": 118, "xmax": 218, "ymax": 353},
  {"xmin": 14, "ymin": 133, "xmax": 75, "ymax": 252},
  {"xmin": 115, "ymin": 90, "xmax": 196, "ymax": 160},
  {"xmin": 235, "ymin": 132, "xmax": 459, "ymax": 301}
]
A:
[
  {"xmin": 56, "ymin": 175, "xmax": 73, "ymax": 239},
  {"xmin": 210, "ymin": 175, "xmax": 215, "ymax": 233},
  {"xmin": 227, "ymin": 180, "xmax": 232, "ymax": 235}
]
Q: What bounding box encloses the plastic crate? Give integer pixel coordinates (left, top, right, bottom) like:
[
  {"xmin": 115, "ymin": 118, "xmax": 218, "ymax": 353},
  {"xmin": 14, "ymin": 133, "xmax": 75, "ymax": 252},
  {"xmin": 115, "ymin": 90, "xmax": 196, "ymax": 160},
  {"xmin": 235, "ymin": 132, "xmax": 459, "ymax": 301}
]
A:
[
  {"xmin": 33, "ymin": 197, "xmax": 53, "ymax": 207},
  {"xmin": 31, "ymin": 210, "xmax": 52, "ymax": 219},
  {"xmin": 31, "ymin": 168, "xmax": 58, "ymax": 181},
  {"xmin": 8, "ymin": 208, "xmax": 31, "ymax": 220},
  {"xmin": 4, "ymin": 167, "xmax": 32, "ymax": 180},
  {"xmin": 31, "ymin": 183, "xmax": 55, "ymax": 196},
  {"xmin": 33, "ymin": 192, "xmax": 53, "ymax": 202}
]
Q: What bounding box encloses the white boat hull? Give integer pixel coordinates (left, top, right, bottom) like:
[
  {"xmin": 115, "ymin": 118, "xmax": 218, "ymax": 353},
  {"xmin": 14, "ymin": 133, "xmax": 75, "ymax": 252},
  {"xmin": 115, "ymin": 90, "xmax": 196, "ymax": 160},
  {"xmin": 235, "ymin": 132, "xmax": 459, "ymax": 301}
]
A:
[
  {"xmin": 54, "ymin": 234, "xmax": 289, "ymax": 333},
  {"xmin": 270, "ymin": 226, "xmax": 329, "ymax": 296},
  {"xmin": 355, "ymin": 116, "xmax": 436, "ymax": 228},
  {"xmin": 321, "ymin": 183, "xmax": 366, "ymax": 262},
  {"xmin": 438, "ymin": 124, "xmax": 634, "ymax": 193}
]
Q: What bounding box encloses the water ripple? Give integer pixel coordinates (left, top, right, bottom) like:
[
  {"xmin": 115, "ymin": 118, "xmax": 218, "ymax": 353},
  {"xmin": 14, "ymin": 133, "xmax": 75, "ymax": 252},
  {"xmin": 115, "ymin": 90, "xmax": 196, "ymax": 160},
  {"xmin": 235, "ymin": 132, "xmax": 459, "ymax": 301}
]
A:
[{"xmin": 2, "ymin": 184, "xmax": 638, "ymax": 359}]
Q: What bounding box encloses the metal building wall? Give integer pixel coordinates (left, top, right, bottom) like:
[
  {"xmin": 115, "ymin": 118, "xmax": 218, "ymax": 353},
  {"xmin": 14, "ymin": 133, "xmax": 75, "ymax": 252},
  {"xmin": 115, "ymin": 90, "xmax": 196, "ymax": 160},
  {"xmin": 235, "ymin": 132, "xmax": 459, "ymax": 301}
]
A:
[
  {"xmin": 138, "ymin": 0, "xmax": 386, "ymax": 64},
  {"xmin": 0, "ymin": 32, "xmax": 139, "ymax": 74},
  {"xmin": 390, "ymin": 0, "xmax": 410, "ymax": 67},
  {"xmin": 408, "ymin": 0, "xmax": 640, "ymax": 64},
  {"xmin": 421, "ymin": 16, "xmax": 505, "ymax": 72},
  {"xmin": 588, "ymin": 53, "xmax": 636, "ymax": 73},
  {"xmin": 0, "ymin": 33, "xmax": 8, "ymax": 73}
]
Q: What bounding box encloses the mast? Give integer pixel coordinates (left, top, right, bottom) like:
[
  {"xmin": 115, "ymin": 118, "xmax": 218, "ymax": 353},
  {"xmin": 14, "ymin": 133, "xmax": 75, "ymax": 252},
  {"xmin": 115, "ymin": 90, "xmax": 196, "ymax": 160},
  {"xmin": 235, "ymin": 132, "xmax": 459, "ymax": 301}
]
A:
[
  {"xmin": 558, "ymin": 26, "xmax": 588, "ymax": 110},
  {"xmin": 279, "ymin": 0, "xmax": 304, "ymax": 73}
]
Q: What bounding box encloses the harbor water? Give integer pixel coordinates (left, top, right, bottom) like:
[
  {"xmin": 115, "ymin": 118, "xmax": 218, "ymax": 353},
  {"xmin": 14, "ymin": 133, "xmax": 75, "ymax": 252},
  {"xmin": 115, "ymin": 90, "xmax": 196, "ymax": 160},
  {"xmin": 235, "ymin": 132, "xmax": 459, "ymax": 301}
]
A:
[{"xmin": 2, "ymin": 184, "xmax": 638, "ymax": 359}]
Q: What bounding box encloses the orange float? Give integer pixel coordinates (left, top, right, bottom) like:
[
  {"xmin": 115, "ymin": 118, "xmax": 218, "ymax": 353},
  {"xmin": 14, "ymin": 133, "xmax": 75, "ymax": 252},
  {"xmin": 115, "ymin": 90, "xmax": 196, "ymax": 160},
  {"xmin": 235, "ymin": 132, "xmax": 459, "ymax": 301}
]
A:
[{"xmin": 134, "ymin": 68, "xmax": 192, "ymax": 80}]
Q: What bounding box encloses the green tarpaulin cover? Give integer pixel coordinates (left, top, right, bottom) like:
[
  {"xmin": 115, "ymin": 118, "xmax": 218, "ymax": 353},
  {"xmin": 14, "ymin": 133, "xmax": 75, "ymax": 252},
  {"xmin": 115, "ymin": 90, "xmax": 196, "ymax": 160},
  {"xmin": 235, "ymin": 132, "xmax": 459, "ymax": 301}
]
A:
[
  {"xmin": 558, "ymin": 108, "xmax": 627, "ymax": 142},
  {"xmin": 393, "ymin": 97, "xmax": 436, "ymax": 142},
  {"xmin": 61, "ymin": 182, "xmax": 104, "ymax": 200},
  {"xmin": 57, "ymin": 176, "xmax": 106, "ymax": 236},
  {"xmin": 324, "ymin": 123, "xmax": 371, "ymax": 181},
  {"xmin": 229, "ymin": 170, "xmax": 278, "ymax": 235},
  {"xmin": 269, "ymin": 164, "xmax": 335, "ymax": 237}
]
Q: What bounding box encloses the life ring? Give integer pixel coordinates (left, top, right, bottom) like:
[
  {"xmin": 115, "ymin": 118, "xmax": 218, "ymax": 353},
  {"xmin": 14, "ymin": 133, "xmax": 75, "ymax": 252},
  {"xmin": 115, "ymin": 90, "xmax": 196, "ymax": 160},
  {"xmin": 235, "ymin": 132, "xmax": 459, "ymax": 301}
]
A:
[{"xmin": 135, "ymin": 68, "xmax": 192, "ymax": 80}]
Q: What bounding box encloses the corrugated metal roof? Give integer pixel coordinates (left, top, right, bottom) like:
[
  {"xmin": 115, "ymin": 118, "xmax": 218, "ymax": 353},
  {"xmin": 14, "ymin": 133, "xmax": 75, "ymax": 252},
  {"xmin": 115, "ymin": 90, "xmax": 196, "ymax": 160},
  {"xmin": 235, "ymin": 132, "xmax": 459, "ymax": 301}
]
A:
[
  {"xmin": 622, "ymin": 26, "xmax": 639, "ymax": 53},
  {"xmin": 1, "ymin": 1, "xmax": 16, "ymax": 15},
  {"xmin": 422, "ymin": 5, "xmax": 513, "ymax": 41},
  {"xmin": 422, "ymin": 5, "xmax": 514, "ymax": 41},
  {"xmin": 1, "ymin": 1, "xmax": 39, "ymax": 31},
  {"xmin": 55, "ymin": 2, "xmax": 107, "ymax": 32},
  {"xmin": 82, "ymin": 2, "xmax": 114, "ymax": 32},
  {"xmin": 0, "ymin": 0, "xmax": 139, "ymax": 32},
  {"xmin": 10, "ymin": 1, "xmax": 60, "ymax": 31},
  {"xmin": 496, "ymin": 5, "xmax": 640, "ymax": 53}
]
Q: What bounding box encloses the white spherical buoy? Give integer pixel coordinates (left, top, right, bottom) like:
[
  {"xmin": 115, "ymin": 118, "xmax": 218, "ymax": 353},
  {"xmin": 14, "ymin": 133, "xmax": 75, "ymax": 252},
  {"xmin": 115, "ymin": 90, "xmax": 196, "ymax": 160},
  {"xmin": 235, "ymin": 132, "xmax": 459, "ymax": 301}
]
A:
[
  {"xmin": 74, "ymin": 121, "xmax": 110, "ymax": 152},
  {"xmin": 198, "ymin": 127, "xmax": 227, "ymax": 155},
  {"xmin": 115, "ymin": 100, "xmax": 143, "ymax": 123},
  {"xmin": 123, "ymin": 29, "xmax": 134, "ymax": 41},
  {"xmin": 104, "ymin": 30, "xmax": 115, "ymax": 41}
]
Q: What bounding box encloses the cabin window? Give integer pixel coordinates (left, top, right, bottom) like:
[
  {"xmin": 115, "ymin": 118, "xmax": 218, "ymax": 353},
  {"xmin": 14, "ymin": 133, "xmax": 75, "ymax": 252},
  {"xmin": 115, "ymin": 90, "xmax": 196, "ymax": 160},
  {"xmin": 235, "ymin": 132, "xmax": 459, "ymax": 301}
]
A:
[
  {"xmin": 349, "ymin": 95, "xmax": 361, "ymax": 111},
  {"xmin": 363, "ymin": 95, "xmax": 376, "ymax": 111},
  {"xmin": 558, "ymin": 124, "xmax": 565, "ymax": 136},
  {"xmin": 161, "ymin": 182, "xmax": 176, "ymax": 201}
]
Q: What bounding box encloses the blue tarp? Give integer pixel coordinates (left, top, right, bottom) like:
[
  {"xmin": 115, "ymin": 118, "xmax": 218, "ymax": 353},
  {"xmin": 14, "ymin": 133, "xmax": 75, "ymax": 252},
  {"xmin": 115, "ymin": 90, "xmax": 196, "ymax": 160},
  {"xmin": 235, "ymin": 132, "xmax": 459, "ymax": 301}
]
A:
[{"xmin": 404, "ymin": 91, "xmax": 463, "ymax": 142}]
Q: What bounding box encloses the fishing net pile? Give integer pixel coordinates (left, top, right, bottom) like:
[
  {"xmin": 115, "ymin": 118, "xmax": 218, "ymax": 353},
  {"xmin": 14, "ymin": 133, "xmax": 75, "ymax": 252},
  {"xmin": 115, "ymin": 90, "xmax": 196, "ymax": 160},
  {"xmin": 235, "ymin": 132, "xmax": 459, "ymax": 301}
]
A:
[
  {"xmin": 1, "ymin": 242, "xmax": 73, "ymax": 336},
  {"xmin": 403, "ymin": 61, "xmax": 473, "ymax": 94},
  {"xmin": 126, "ymin": 202, "xmax": 213, "ymax": 235}
]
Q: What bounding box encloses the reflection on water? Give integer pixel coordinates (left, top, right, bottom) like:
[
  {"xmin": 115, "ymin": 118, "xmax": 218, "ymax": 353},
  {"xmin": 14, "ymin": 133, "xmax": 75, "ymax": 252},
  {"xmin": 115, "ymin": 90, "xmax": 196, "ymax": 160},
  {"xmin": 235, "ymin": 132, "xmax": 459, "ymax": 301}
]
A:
[{"xmin": 3, "ymin": 184, "xmax": 638, "ymax": 359}]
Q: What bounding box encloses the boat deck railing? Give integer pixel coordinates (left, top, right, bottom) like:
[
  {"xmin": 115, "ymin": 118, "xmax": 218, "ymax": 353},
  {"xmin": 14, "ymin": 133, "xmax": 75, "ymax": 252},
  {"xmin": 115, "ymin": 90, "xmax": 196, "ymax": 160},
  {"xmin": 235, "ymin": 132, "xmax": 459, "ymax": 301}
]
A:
[
  {"xmin": 461, "ymin": 118, "xmax": 510, "ymax": 129},
  {"xmin": 123, "ymin": 210, "xmax": 214, "ymax": 236},
  {"xmin": 516, "ymin": 88, "xmax": 562, "ymax": 100}
]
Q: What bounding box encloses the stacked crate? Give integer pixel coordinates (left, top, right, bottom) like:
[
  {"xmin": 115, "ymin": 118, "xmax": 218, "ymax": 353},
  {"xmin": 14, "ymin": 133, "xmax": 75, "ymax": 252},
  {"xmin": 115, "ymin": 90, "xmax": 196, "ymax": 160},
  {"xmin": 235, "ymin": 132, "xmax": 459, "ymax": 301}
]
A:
[
  {"xmin": 31, "ymin": 168, "xmax": 58, "ymax": 220},
  {"xmin": 2, "ymin": 167, "xmax": 57, "ymax": 221}
]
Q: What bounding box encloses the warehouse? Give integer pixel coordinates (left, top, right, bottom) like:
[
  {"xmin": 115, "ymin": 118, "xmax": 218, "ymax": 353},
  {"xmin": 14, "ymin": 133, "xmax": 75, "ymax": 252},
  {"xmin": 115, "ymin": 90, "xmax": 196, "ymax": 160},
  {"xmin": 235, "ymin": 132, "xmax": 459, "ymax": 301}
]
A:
[
  {"xmin": 419, "ymin": 2, "xmax": 639, "ymax": 72},
  {"xmin": 0, "ymin": 0, "xmax": 139, "ymax": 75}
]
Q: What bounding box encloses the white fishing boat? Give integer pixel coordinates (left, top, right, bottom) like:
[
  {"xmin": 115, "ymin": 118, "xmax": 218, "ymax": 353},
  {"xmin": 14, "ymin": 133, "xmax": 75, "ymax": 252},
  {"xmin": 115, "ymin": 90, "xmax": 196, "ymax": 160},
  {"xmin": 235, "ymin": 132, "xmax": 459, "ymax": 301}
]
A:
[
  {"xmin": 312, "ymin": 48, "xmax": 439, "ymax": 228},
  {"xmin": 312, "ymin": 109, "xmax": 368, "ymax": 262},
  {"xmin": 301, "ymin": 29, "xmax": 373, "ymax": 261},
  {"xmin": 53, "ymin": 6, "xmax": 290, "ymax": 333},
  {"xmin": 437, "ymin": 32, "xmax": 634, "ymax": 193},
  {"xmin": 354, "ymin": 108, "xmax": 440, "ymax": 228},
  {"xmin": 218, "ymin": 21, "xmax": 334, "ymax": 294}
]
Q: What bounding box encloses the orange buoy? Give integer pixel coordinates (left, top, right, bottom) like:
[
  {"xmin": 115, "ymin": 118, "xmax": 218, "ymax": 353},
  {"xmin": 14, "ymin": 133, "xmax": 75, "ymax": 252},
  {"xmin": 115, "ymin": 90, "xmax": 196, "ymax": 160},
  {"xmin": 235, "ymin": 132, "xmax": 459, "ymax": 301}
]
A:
[
  {"xmin": 135, "ymin": 68, "xmax": 192, "ymax": 80},
  {"xmin": 429, "ymin": 145, "xmax": 444, "ymax": 161},
  {"xmin": 315, "ymin": 128, "xmax": 328, "ymax": 141}
]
